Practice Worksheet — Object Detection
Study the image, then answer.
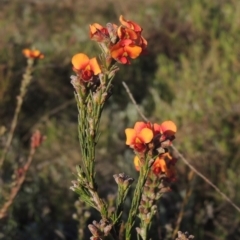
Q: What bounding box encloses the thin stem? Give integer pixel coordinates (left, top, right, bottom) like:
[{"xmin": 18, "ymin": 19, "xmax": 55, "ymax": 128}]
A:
[
  {"xmin": 125, "ymin": 161, "xmax": 150, "ymax": 240},
  {"xmin": 171, "ymin": 145, "xmax": 240, "ymax": 213},
  {"xmin": 0, "ymin": 58, "xmax": 34, "ymax": 169},
  {"xmin": 172, "ymin": 170, "xmax": 194, "ymax": 239},
  {"xmin": 0, "ymin": 145, "xmax": 36, "ymax": 219},
  {"xmin": 75, "ymin": 83, "xmax": 111, "ymax": 220},
  {"xmin": 122, "ymin": 82, "xmax": 148, "ymax": 122}
]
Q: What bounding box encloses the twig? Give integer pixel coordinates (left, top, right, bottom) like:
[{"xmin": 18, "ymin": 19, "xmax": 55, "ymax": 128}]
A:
[
  {"xmin": 122, "ymin": 81, "xmax": 240, "ymax": 214},
  {"xmin": 122, "ymin": 82, "xmax": 148, "ymax": 122},
  {"xmin": 171, "ymin": 145, "xmax": 240, "ymax": 213},
  {"xmin": 0, "ymin": 145, "xmax": 36, "ymax": 219},
  {"xmin": 0, "ymin": 58, "xmax": 34, "ymax": 169}
]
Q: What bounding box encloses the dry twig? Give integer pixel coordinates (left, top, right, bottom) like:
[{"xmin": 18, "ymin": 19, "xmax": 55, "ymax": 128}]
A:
[{"xmin": 0, "ymin": 146, "xmax": 36, "ymax": 219}]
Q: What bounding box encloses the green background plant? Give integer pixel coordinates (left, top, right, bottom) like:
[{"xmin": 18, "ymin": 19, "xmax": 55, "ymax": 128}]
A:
[{"xmin": 1, "ymin": 0, "xmax": 240, "ymax": 239}]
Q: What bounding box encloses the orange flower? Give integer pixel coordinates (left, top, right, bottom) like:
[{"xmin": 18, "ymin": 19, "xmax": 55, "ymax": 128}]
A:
[
  {"xmin": 22, "ymin": 49, "xmax": 44, "ymax": 59},
  {"xmin": 133, "ymin": 155, "xmax": 141, "ymax": 171},
  {"xmin": 118, "ymin": 16, "xmax": 147, "ymax": 48},
  {"xmin": 89, "ymin": 23, "xmax": 109, "ymax": 42},
  {"xmin": 152, "ymin": 154, "xmax": 176, "ymax": 179},
  {"xmin": 71, "ymin": 53, "xmax": 101, "ymax": 81},
  {"xmin": 125, "ymin": 122, "xmax": 153, "ymax": 152},
  {"xmin": 119, "ymin": 15, "xmax": 142, "ymax": 33},
  {"xmin": 117, "ymin": 26, "xmax": 148, "ymax": 51},
  {"xmin": 117, "ymin": 26, "xmax": 138, "ymax": 41},
  {"xmin": 133, "ymin": 154, "xmax": 176, "ymax": 179},
  {"xmin": 133, "ymin": 153, "xmax": 176, "ymax": 178},
  {"xmin": 154, "ymin": 120, "xmax": 177, "ymax": 137},
  {"xmin": 110, "ymin": 39, "xmax": 142, "ymax": 64}
]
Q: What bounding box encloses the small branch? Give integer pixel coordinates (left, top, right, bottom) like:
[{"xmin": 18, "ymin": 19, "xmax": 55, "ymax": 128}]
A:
[
  {"xmin": 0, "ymin": 145, "xmax": 36, "ymax": 219},
  {"xmin": 172, "ymin": 170, "xmax": 194, "ymax": 239},
  {"xmin": 125, "ymin": 159, "xmax": 151, "ymax": 240},
  {"xmin": 171, "ymin": 145, "xmax": 240, "ymax": 213},
  {"xmin": 122, "ymin": 82, "xmax": 148, "ymax": 122},
  {"xmin": 0, "ymin": 59, "xmax": 34, "ymax": 169},
  {"xmin": 88, "ymin": 188, "xmax": 109, "ymax": 220},
  {"xmin": 122, "ymin": 81, "xmax": 240, "ymax": 214}
]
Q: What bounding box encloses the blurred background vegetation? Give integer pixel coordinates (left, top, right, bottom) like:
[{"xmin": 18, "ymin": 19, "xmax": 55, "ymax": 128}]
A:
[{"xmin": 1, "ymin": 0, "xmax": 240, "ymax": 239}]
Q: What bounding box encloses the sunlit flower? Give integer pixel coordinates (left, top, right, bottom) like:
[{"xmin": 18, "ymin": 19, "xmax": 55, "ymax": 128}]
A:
[
  {"xmin": 22, "ymin": 49, "xmax": 44, "ymax": 59},
  {"xmin": 119, "ymin": 15, "xmax": 142, "ymax": 33},
  {"xmin": 89, "ymin": 23, "xmax": 109, "ymax": 42},
  {"xmin": 133, "ymin": 155, "xmax": 141, "ymax": 171},
  {"xmin": 110, "ymin": 39, "xmax": 142, "ymax": 64},
  {"xmin": 71, "ymin": 53, "xmax": 101, "ymax": 81},
  {"xmin": 117, "ymin": 27, "xmax": 148, "ymax": 51},
  {"xmin": 152, "ymin": 153, "xmax": 176, "ymax": 179},
  {"xmin": 134, "ymin": 153, "xmax": 176, "ymax": 180},
  {"xmin": 154, "ymin": 120, "xmax": 177, "ymax": 137},
  {"xmin": 125, "ymin": 122, "xmax": 153, "ymax": 152},
  {"xmin": 117, "ymin": 26, "xmax": 138, "ymax": 41}
]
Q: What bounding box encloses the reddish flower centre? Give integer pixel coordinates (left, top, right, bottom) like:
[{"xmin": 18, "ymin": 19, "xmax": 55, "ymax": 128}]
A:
[{"xmin": 82, "ymin": 69, "xmax": 94, "ymax": 81}]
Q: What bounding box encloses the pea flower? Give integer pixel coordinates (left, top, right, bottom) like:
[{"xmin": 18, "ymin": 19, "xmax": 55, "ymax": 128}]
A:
[
  {"xmin": 89, "ymin": 23, "xmax": 110, "ymax": 42},
  {"xmin": 152, "ymin": 153, "xmax": 176, "ymax": 179},
  {"xmin": 88, "ymin": 15, "xmax": 147, "ymax": 64},
  {"xmin": 125, "ymin": 122, "xmax": 153, "ymax": 153},
  {"xmin": 71, "ymin": 53, "xmax": 101, "ymax": 81},
  {"xmin": 22, "ymin": 49, "xmax": 44, "ymax": 59},
  {"xmin": 110, "ymin": 39, "xmax": 142, "ymax": 64},
  {"xmin": 117, "ymin": 26, "xmax": 138, "ymax": 41},
  {"xmin": 109, "ymin": 15, "xmax": 148, "ymax": 64},
  {"xmin": 118, "ymin": 15, "xmax": 147, "ymax": 49},
  {"xmin": 153, "ymin": 120, "xmax": 177, "ymax": 140},
  {"xmin": 134, "ymin": 153, "xmax": 177, "ymax": 180},
  {"xmin": 119, "ymin": 15, "xmax": 142, "ymax": 33}
]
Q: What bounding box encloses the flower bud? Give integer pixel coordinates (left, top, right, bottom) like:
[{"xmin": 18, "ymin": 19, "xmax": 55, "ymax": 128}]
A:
[
  {"xmin": 113, "ymin": 173, "xmax": 134, "ymax": 188},
  {"xmin": 88, "ymin": 224, "xmax": 101, "ymax": 237}
]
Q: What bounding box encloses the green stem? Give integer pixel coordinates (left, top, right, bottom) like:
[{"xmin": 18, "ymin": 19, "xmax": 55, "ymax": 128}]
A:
[{"xmin": 125, "ymin": 160, "xmax": 150, "ymax": 240}]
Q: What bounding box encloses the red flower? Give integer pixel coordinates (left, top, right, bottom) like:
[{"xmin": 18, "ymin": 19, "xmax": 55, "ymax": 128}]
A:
[
  {"xmin": 138, "ymin": 35, "xmax": 148, "ymax": 50},
  {"xmin": 31, "ymin": 130, "xmax": 45, "ymax": 149},
  {"xmin": 110, "ymin": 39, "xmax": 142, "ymax": 64},
  {"xmin": 119, "ymin": 15, "xmax": 142, "ymax": 33},
  {"xmin": 117, "ymin": 26, "xmax": 138, "ymax": 41}
]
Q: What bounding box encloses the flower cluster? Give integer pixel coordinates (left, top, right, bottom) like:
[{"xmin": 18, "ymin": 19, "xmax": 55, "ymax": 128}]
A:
[
  {"xmin": 22, "ymin": 48, "xmax": 44, "ymax": 59},
  {"xmin": 71, "ymin": 15, "xmax": 147, "ymax": 86},
  {"xmin": 125, "ymin": 121, "xmax": 177, "ymax": 181},
  {"xmin": 134, "ymin": 153, "xmax": 177, "ymax": 180},
  {"xmin": 90, "ymin": 15, "xmax": 147, "ymax": 64}
]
